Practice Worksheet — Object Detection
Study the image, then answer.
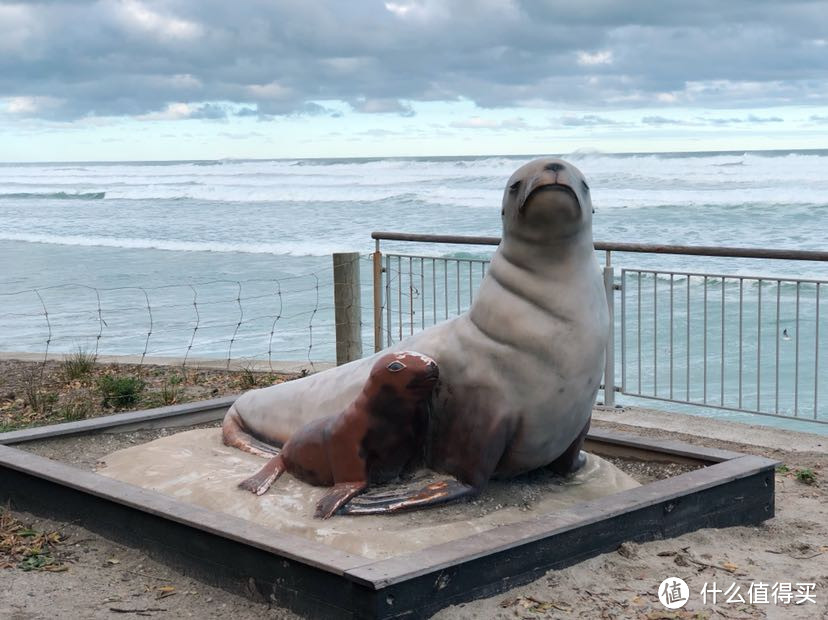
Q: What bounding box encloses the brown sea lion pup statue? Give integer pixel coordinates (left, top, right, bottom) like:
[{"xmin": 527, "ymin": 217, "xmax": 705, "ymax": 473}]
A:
[{"xmin": 235, "ymin": 351, "xmax": 439, "ymax": 518}]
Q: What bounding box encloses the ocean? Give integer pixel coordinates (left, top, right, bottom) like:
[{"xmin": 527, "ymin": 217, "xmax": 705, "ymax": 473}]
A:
[{"xmin": 1, "ymin": 151, "xmax": 826, "ymax": 430}]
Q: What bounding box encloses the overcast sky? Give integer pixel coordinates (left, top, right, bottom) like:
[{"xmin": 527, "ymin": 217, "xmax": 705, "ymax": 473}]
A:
[{"xmin": 2, "ymin": 0, "xmax": 827, "ymax": 161}]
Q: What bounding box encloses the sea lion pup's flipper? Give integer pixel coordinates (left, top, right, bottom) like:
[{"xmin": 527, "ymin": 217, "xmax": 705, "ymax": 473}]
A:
[
  {"xmin": 238, "ymin": 454, "xmax": 287, "ymax": 496},
  {"xmin": 222, "ymin": 404, "xmax": 282, "ymax": 458},
  {"xmin": 315, "ymin": 481, "xmax": 368, "ymax": 519},
  {"xmin": 339, "ymin": 479, "xmax": 475, "ymax": 515},
  {"xmin": 341, "ymin": 413, "xmax": 513, "ymax": 514}
]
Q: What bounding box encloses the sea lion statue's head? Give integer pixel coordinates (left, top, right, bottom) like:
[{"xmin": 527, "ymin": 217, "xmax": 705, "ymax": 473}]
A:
[
  {"xmin": 501, "ymin": 158, "xmax": 593, "ymax": 245},
  {"xmin": 368, "ymin": 350, "xmax": 440, "ymax": 399}
]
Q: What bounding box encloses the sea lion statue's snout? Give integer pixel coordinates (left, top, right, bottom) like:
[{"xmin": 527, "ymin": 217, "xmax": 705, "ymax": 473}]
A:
[{"xmin": 503, "ymin": 159, "xmax": 592, "ymax": 245}]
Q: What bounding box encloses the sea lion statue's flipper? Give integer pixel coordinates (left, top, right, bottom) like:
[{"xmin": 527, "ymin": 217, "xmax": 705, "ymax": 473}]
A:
[
  {"xmin": 339, "ymin": 479, "xmax": 476, "ymax": 514},
  {"xmin": 316, "ymin": 481, "xmax": 367, "ymax": 519},
  {"xmin": 238, "ymin": 454, "xmax": 287, "ymax": 495},
  {"xmin": 548, "ymin": 417, "xmax": 590, "ymax": 476}
]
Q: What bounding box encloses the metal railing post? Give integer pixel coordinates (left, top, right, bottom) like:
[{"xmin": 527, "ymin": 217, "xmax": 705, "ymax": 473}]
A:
[
  {"xmin": 603, "ymin": 251, "xmax": 616, "ymax": 407},
  {"xmin": 372, "ymin": 240, "xmax": 383, "ymax": 353}
]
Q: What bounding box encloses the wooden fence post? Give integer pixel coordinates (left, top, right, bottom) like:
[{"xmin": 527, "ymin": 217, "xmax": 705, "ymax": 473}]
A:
[
  {"xmin": 333, "ymin": 252, "xmax": 362, "ymax": 365},
  {"xmin": 372, "ymin": 240, "xmax": 383, "ymax": 352}
]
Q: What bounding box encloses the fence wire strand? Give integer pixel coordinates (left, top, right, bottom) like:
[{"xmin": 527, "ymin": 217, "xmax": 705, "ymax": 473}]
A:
[{"xmin": 0, "ymin": 262, "xmax": 362, "ymax": 375}]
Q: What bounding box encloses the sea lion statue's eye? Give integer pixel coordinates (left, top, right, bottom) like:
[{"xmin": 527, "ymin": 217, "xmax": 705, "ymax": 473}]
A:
[{"xmin": 387, "ymin": 361, "xmax": 406, "ymax": 372}]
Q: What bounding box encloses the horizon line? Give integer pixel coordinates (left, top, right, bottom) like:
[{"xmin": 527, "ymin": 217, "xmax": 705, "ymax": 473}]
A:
[{"xmin": 2, "ymin": 146, "xmax": 827, "ymax": 166}]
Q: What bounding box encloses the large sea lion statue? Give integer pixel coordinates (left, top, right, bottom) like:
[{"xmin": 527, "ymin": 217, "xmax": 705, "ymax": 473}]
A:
[
  {"xmin": 235, "ymin": 351, "xmax": 439, "ymax": 518},
  {"xmin": 222, "ymin": 157, "xmax": 609, "ymax": 514}
]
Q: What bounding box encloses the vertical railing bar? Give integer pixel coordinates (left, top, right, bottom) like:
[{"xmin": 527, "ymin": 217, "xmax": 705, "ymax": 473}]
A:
[
  {"xmin": 637, "ymin": 271, "xmax": 642, "ymax": 394},
  {"xmin": 686, "ymin": 275, "xmax": 691, "ymax": 402},
  {"xmin": 795, "ymin": 281, "xmax": 800, "ymax": 416},
  {"xmin": 739, "ymin": 277, "xmax": 743, "ymax": 409},
  {"xmin": 385, "ymin": 254, "xmax": 392, "ymax": 347},
  {"xmin": 815, "ymin": 282, "xmax": 820, "ymax": 420},
  {"xmin": 775, "ymin": 280, "xmax": 781, "ymax": 413},
  {"xmin": 408, "ymin": 256, "xmax": 414, "ymax": 336},
  {"xmin": 468, "ymin": 261, "xmax": 473, "ymax": 305},
  {"xmin": 757, "ymin": 279, "xmax": 762, "ymax": 411},
  {"xmin": 703, "ymin": 276, "xmax": 708, "ymax": 404},
  {"xmin": 420, "ymin": 258, "xmax": 425, "ymax": 330},
  {"xmin": 444, "ymin": 260, "xmax": 448, "ymax": 321},
  {"xmin": 653, "ymin": 271, "xmax": 658, "ymax": 396},
  {"xmin": 435, "ymin": 259, "xmax": 440, "ymax": 321},
  {"xmin": 720, "ymin": 276, "xmax": 725, "ymax": 406},
  {"xmin": 669, "ymin": 273, "xmax": 674, "ymax": 400},
  {"xmin": 397, "ymin": 255, "xmax": 403, "ymax": 341},
  {"xmin": 621, "ymin": 269, "xmax": 627, "ymax": 392},
  {"xmin": 456, "ymin": 260, "xmax": 460, "ymax": 316}
]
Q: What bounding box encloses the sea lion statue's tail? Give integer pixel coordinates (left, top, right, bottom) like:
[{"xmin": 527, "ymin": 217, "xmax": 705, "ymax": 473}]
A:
[{"xmin": 222, "ymin": 404, "xmax": 283, "ymax": 458}]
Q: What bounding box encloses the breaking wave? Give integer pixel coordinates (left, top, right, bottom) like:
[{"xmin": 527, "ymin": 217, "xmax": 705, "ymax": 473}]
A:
[{"xmin": 0, "ymin": 191, "xmax": 106, "ymax": 200}]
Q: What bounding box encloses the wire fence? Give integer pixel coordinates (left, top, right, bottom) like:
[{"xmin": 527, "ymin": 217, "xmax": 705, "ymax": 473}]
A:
[{"xmin": 0, "ymin": 255, "xmax": 378, "ymax": 372}]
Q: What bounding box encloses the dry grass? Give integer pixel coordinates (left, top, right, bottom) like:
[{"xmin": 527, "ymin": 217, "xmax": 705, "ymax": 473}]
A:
[
  {"xmin": 0, "ymin": 506, "xmax": 69, "ymax": 572},
  {"xmin": 0, "ymin": 360, "xmax": 298, "ymax": 432}
]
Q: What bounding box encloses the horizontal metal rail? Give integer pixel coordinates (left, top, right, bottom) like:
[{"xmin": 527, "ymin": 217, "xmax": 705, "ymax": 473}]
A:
[{"xmin": 371, "ymin": 231, "xmax": 828, "ymax": 262}]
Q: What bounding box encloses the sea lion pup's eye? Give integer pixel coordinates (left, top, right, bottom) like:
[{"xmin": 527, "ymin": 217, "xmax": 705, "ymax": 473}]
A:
[
  {"xmin": 582, "ymin": 180, "xmax": 590, "ymax": 192},
  {"xmin": 509, "ymin": 180, "xmax": 521, "ymax": 192},
  {"xmin": 387, "ymin": 361, "xmax": 406, "ymax": 372}
]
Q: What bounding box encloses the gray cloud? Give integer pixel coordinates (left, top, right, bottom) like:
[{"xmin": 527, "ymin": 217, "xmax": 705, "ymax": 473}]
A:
[
  {"xmin": 642, "ymin": 116, "xmax": 694, "ymax": 126},
  {"xmin": 558, "ymin": 114, "xmax": 621, "ymax": 127},
  {"xmin": 694, "ymin": 114, "xmax": 785, "ymax": 126},
  {"xmin": 1, "ymin": 0, "xmax": 826, "ymax": 121}
]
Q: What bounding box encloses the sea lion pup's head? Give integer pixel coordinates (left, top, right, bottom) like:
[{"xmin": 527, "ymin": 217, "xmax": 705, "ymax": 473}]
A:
[
  {"xmin": 368, "ymin": 350, "xmax": 440, "ymax": 399},
  {"xmin": 501, "ymin": 158, "xmax": 593, "ymax": 244}
]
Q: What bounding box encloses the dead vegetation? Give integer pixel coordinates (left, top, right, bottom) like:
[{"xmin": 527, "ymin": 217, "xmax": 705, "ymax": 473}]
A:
[
  {"xmin": 0, "ymin": 506, "xmax": 69, "ymax": 572},
  {"xmin": 0, "ymin": 358, "xmax": 298, "ymax": 433}
]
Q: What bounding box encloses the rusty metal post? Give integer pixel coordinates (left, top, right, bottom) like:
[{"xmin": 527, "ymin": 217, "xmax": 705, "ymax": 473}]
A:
[
  {"xmin": 372, "ymin": 240, "xmax": 383, "ymax": 353},
  {"xmin": 333, "ymin": 252, "xmax": 362, "ymax": 365}
]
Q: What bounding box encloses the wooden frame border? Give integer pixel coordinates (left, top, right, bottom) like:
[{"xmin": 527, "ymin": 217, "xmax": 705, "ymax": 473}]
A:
[{"xmin": 0, "ymin": 401, "xmax": 777, "ymax": 619}]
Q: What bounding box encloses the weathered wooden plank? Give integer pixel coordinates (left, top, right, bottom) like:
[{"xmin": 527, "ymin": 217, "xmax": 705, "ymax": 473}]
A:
[
  {"xmin": 352, "ymin": 464, "xmax": 775, "ymax": 618},
  {"xmin": 0, "ymin": 445, "xmax": 367, "ymax": 575},
  {"xmin": 0, "ymin": 395, "xmax": 237, "ymax": 444},
  {"xmin": 586, "ymin": 427, "xmax": 745, "ymax": 463},
  {"xmin": 346, "ymin": 455, "xmax": 776, "ymax": 588}
]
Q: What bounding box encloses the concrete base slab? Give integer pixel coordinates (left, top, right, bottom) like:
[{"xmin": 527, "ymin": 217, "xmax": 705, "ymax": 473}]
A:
[
  {"xmin": 594, "ymin": 405, "xmax": 827, "ymax": 452},
  {"xmin": 97, "ymin": 428, "xmax": 640, "ymax": 560}
]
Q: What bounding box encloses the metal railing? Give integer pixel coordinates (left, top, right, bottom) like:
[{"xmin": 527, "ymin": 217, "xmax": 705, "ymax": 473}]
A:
[{"xmin": 371, "ymin": 231, "xmax": 828, "ymax": 425}]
